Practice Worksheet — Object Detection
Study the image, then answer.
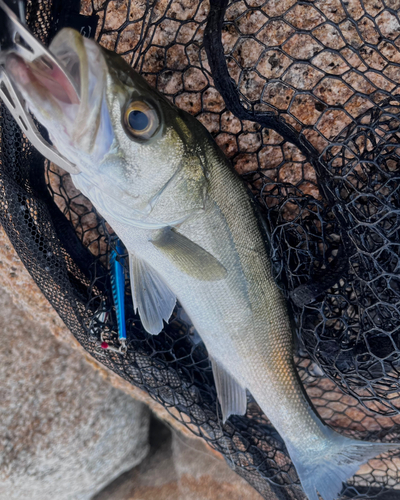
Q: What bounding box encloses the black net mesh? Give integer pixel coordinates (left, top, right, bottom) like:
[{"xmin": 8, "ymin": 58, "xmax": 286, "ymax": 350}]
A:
[{"xmin": 2, "ymin": 0, "xmax": 400, "ymax": 498}]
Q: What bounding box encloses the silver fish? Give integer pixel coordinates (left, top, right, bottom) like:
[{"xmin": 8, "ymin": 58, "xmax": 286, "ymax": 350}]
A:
[{"xmin": 2, "ymin": 27, "xmax": 399, "ymax": 500}]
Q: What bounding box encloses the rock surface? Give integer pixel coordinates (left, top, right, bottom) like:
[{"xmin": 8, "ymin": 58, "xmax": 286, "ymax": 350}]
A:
[
  {"xmin": 0, "ymin": 285, "xmax": 150, "ymax": 500},
  {"xmin": 94, "ymin": 415, "xmax": 264, "ymax": 500}
]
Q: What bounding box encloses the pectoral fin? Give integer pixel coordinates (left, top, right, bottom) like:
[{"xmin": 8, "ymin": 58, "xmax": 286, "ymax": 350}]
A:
[
  {"xmin": 129, "ymin": 253, "xmax": 176, "ymax": 335},
  {"xmin": 151, "ymin": 228, "xmax": 227, "ymax": 281},
  {"xmin": 211, "ymin": 358, "xmax": 247, "ymax": 422}
]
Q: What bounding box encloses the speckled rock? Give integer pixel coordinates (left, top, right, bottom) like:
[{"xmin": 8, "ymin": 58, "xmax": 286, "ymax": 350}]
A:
[{"xmin": 0, "ymin": 286, "xmax": 150, "ymax": 500}]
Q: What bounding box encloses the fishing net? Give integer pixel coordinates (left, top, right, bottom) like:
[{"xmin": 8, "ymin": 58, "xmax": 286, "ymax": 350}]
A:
[{"xmin": 1, "ymin": 0, "xmax": 400, "ymax": 498}]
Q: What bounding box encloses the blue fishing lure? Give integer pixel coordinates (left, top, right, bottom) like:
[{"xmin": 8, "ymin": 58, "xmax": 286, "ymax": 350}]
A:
[{"xmin": 110, "ymin": 239, "xmax": 127, "ymax": 347}]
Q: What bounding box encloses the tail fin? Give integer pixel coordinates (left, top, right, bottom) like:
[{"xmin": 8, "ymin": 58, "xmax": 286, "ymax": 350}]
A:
[{"xmin": 292, "ymin": 433, "xmax": 399, "ymax": 500}]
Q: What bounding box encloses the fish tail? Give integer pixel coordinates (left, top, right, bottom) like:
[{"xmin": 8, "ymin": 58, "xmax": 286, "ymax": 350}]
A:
[{"xmin": 290, "ymin": 429, "xmax": 399, "ymax": 500}]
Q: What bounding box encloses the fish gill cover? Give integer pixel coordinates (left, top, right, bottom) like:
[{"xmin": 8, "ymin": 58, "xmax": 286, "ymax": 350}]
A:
[{"xmin": 1, "ymin": 0, "xmax": 400, "ymax": 498}]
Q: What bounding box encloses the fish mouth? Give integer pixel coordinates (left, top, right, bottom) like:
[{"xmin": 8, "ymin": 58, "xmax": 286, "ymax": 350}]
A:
[
  {"xmin": 5, "ymin": 51, "xmax": 80, "ymax": 107},
  {"xmin": 5, "ymin": 28, "xmax": 112, "ymax": 168}
]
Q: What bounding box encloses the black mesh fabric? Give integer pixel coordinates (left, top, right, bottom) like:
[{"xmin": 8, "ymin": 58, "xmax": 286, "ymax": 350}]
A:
[{"xmin": 2, "ymin": 0, "xmax": 400, "ymax": 499}]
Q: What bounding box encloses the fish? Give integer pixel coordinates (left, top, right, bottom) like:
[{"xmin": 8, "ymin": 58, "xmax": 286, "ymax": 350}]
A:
[{"xmin": 2, "ymin": 27, "xmax": 399, "ymax": 500}]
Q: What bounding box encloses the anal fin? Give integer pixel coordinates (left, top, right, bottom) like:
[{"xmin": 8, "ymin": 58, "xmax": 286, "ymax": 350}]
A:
[
  {"xmin": 129, "ymin": 253, "xmax": 176, "ymax": 335},
  {"xmin": 211, "ymin": 358, "xmax": 247, "ymax": 423}
]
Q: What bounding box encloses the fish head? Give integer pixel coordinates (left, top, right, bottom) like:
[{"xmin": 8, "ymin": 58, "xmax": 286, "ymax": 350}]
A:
[{"xmin": 4, "ymin": 28, "xmax": 210, "ymax": 220}]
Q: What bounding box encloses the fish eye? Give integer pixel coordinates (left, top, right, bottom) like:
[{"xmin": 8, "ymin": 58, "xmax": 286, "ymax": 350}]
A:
[{"xmin": 123, "ymin": 100, "xmax": 159, "ymax": 141}]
